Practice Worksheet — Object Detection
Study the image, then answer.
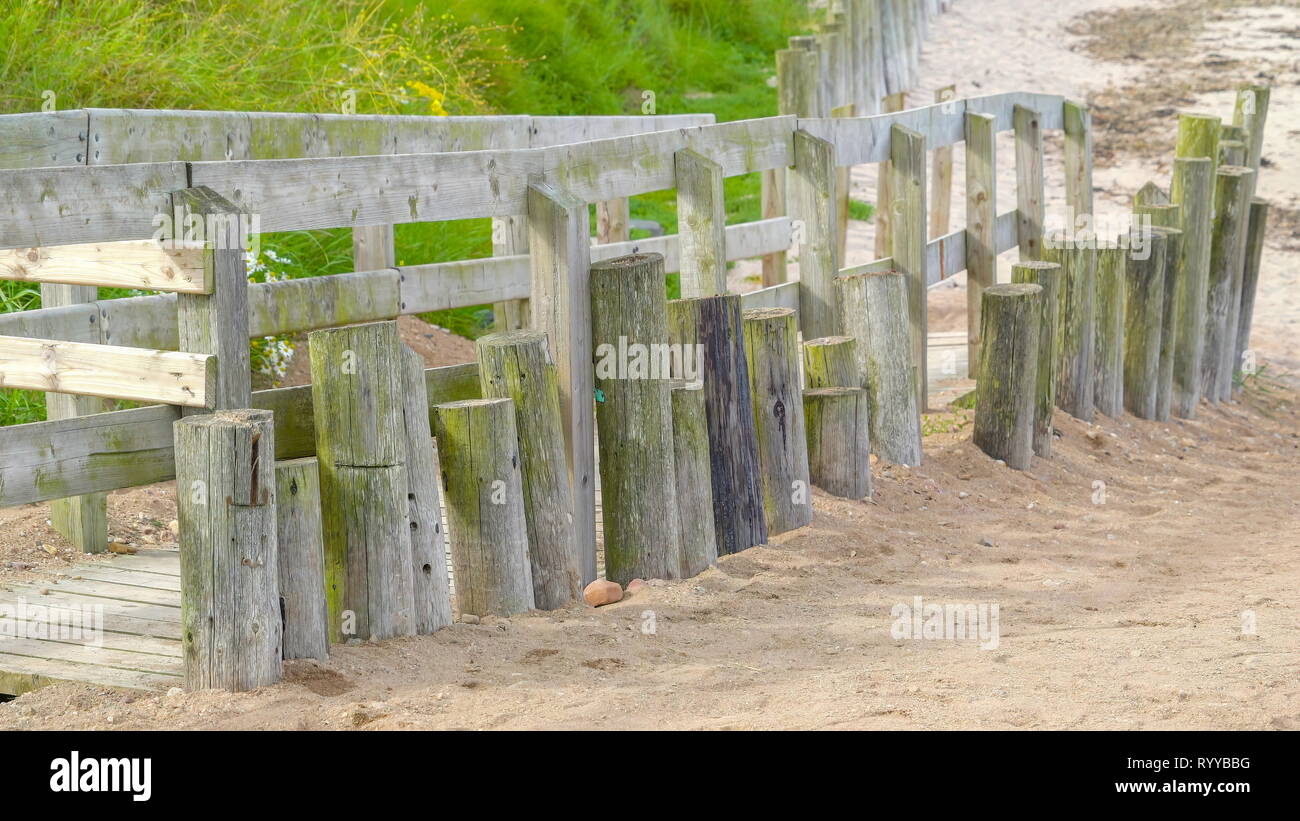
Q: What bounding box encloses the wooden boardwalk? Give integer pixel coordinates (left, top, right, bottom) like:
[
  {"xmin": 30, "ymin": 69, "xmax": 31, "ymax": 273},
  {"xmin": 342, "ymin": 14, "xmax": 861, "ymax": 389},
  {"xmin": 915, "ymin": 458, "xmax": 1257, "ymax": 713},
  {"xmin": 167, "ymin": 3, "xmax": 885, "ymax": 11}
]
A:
[{"xmin": 0, "ymin": 549, "xmax": 182, "ymax": 696}]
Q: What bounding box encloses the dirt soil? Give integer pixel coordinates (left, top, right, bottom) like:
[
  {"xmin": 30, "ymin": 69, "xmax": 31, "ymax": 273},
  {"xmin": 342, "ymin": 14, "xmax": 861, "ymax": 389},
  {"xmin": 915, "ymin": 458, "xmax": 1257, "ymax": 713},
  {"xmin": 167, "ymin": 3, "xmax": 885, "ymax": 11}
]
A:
[{"xmin": 3, "ymin": 0, "xmax": 1299, "ymax": 729}]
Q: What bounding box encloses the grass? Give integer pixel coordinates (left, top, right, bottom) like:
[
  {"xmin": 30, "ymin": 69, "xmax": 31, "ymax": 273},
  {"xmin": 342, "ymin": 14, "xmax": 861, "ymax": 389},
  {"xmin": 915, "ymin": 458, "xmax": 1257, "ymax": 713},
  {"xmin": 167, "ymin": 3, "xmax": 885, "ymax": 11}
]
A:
[{"xmin": 0, "ymin": 0, "xmax": 814, "ymax": 424}]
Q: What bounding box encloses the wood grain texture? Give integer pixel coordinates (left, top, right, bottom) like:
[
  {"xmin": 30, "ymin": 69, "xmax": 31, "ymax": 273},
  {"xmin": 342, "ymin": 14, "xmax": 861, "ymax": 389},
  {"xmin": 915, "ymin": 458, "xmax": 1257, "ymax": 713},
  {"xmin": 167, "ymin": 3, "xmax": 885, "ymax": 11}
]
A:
[
  {"xmin": 1234, "ymin": 199, "xmax": 1269, "ymax": 390},
  {"xmin": 1123, "ymin": 232, "xmax": 1167, "ymax": 420},
  {"xmin": 792, "ymin": 130, "xmax": 840, "ymax": 340},
  {"xmin": 1013, "ymin": 105, "xmax": 1046, "ymax": 260},
  {"xmin": 1042, "ymin": 233, "xmax": 1096, "ymax": 422},
  {"xmin": 1132, "ymin": 205, "xmax": 1182, "ymax": 421},
  {"xmin": 973, "ymin": 284, "xmax": 1041, "ymax": 471},
  {"xmin": 803, "ymin": 335, "xmax": 859, "ymax": 388},
  {"xmin": 803, "ymin": 387, "xmax": 871, "ymax": 500},
  {"xmin": 275, "ymin": 458, "xmax": 329, "ymax": 661},
  {"xmin": 671, "ymin": 381, "xmax": 718, "ymax": 578},
  {"xmin": 1010, "ymin": 261, "xmax": 1062, "ymax": 457},
  {"xmin": 0, "ymin": 240, "xmax": 208, "ymax": 293},
  {"xmin": 1204, "ymin": 165, "xmax": 1253, "ymax": 402},
  {"xmin": 891, "ymin": 124, "xmax": 928, "ymax": 408},
  {"xmin": 675, "ymin": 148, "xmax": 727, "ymax": 298},
  {"xmin": 965, "ymin": 111, "xmax": 997, "ymax": 372},
  {"xmin": 1092, "ymin": 242, "xmax": 1126, "ymax": 418},
  {"xmin": 0, "ymin": 335, "xmax": 214, "ymax": 407},
  {"xmin": 1169, "ymin": 156, "xmax": 1214, "ymax": 418}
]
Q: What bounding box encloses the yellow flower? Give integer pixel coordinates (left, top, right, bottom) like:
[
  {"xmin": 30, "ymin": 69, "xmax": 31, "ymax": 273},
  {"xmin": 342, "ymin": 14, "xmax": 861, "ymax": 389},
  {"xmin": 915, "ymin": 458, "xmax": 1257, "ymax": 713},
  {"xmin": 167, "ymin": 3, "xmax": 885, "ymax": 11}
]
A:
[{"xmin": 406, "ymin": 80, "xmax": 448, "ymax": 116}]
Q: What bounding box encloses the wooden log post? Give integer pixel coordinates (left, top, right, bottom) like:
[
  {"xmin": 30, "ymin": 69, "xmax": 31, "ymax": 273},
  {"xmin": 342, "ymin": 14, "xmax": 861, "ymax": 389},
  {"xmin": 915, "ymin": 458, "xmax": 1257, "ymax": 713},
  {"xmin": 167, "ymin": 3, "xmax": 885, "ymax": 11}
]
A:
[
  {"xmin": 1234, "ymin": 198, "xmax": 1269, "ymax": 392},
  {"xmin": 400, "ymin": 345, "xmax": 454, "ymax": 633},
  {"xmin": 1219, "ymin": 139, "xmax": 1247, "ymax": 166},
  {"xmin": 1010, "ymin": 261, "xmax": 1062, "ymax": 458},
  {"xmin": 835, "ymin": 270, "xmax": 923, "ymax": 466},
  {"xmin": 671, "ymin": 380, "xmax": 718, "ymax": 578},
  {"xmin": 1204, "ymin": 164, "xmax": 1254, "ymax": 402},
  {"xmin": 743, "ymin": 307, "xmax": 813, "ymax": 535},
  {"xmin": 891, "ymin": 124, "xmax": 928, "ymax": 408},
  {"xmin": 833, "ymin": 103, "xmax": 857, "ymax": 264},
  {"xmin": 527, "ymin": 181, "xmax": 597, "ymax": 585},
  {"xmin": 309, "ymin": 320, "xmax": 415, "ymax": 642},
  {"xmin": 1122, "ymin": 229, "xmax": 1167, "ymax": 420},
  {"xmin": 1133, "ymin": 203, "xmax": 1183, "ymax": 421},
  {"xmin": 492, "ymin": 215, "xmax": 530, "ymax": 331},
  {"xmin": 792, "ymin": 130, "xmax": 840, "ymax": 340},
  {"xmin": 174, "ymin": 409, "xmax": 281, "ymax": 691},
  {"xmin": 965, "ymin": 111, "xmax": 997, "ymax": 373},
  {"xmin": 1169, "ymin": 156, "xmax": 1215, "ymax": 418},
  {"xmin": 973, "ymin": 284, "xmax": 1042, "ymax": 471},
  {"xmin": 590, "ymin": 253, "xmax": 683, "ymax": 583},
  {"xmin": 1233, "ymin": 85, "xmax": 1271, "ymax": 179},
  {"xmin": 433, "ymin": 398, "xmax": 534, "ymax": 618},
  {"xmin": 1013, "ymin": 104, "xmax": 1046, "ymax": 260},
  {"xmin": 675, "ymin": 148, "xmax": 728, "ymax": 299},
  {"xmin": 931, "ymin": 85, "xmax": 958, "ymax": 238},
  {"xmin": 803, "ymin": 387, "xmax": 872, "ymax": 500},
  {"xmin": 1092, "ymin": 241, "xmax": 1126, "ymax": 418},
  {"xmin": 275, "ymin": 457, "xmax": 328, "ymax": 661},
  {"xmin": 475, "ymin": 330, "xmax": 581, "ymax": 610},
  {"xmin": 803, "ymin": 335, "xmax": 859, "ymax": 388},
  {"xmin": 1042, "ymin": 232, "xmax": 1095, "ymax": 422},
  {"xmin": 764, "ymin": 48, "xmax": 820, "ymax": 287},
  {"xmin": 874, "ymin": 92, "xmax": 907, "ymax": 259},
  {"xmin": 1063, "ymin": 101, "xmax": 1094, "ymax": 232},
  {"xmin": 667, "ymin": 294, "xmax": 767, "ymax": 555}
]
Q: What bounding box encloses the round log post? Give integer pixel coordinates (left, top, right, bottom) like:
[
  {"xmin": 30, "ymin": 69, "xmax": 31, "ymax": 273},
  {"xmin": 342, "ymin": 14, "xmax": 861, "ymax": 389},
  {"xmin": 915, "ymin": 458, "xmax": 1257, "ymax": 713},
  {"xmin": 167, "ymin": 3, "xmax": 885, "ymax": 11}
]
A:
[
  {"xmin": 1234, "ymin": 198, "xmax": 1270, "ymax": 394},
  {"xmin": 433, "ymin": 398, "xmax": 535, "ymax": 618},
  {"xmin": 743, "ymin": 307, "xmax": 813, "ymax": 535},
  {"xmin": 309, "ymin": 320, "xmax": 415, "ymax": 642},
  {"xmin": 1133, "ymin": 204, "xmax": 1183, "ymax": 421},
  {"xmin": 1092, "ymin": 241, "xmax": 1126, "ymax": 418},
  {"xmin": 1122, "ymin": 229, "xmax": 1168, "ymax": 419},
  {"xmin": 1219, "ymin": 173, "xmax": 1257, "ymax": 402},
  {"xmin": 671, "ymin": 380, "xmax": 718, "ymax": 578},
  {"xmin": 590, "ymin": 253, "xmax": 683, "ymax": 583},
  {"xmin": 834, "ymin": 270, "xmax": 923, "ymax": 466},
  {"xmin": 1203, "ymin": 164, "xmax": 1254, "ymax": 402},
  {"xmin": 174, "ymin": 409, "xmax": 282, "ymax": 691},
  {"xmin": 973, "ymin": 284, "xmax": 1042, "ymax": 471},
  {"xmin": 803, "ymin": 387, "xmax": 872, "ymax": 499},
  {"xmin": 275, "ymin": 457, "xmax": 328, "ymax": 661},
  {"xmin": 1010, "ymin": 261, "xmax": 1062, "ymax": 458},
  {"xmin": 1170, "ymin": 156, "xmax": 1215, "ymax": 418},
  {"xmin": 476, "ymin": 330, "xmax": 581, "ymax": 610},
  {"xmin": 667, "ymin": 293, "xmax": 768, "ymax": 555},
  {"xmin": 1042, "ymin": 232, "xmax": 1096, "ymax": 422},
  {"xmin": 803, "ymin": 335, "xmax": 859, "ymax": 388}
]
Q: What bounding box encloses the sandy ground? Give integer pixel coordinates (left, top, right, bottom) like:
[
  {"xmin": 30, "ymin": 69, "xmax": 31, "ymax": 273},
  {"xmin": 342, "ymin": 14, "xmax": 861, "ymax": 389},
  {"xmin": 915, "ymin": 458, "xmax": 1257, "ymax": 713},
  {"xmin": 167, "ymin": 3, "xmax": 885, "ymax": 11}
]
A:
[{"xmin": 2, "ymin": 0, "xmax": 1299, "ymax": 728}]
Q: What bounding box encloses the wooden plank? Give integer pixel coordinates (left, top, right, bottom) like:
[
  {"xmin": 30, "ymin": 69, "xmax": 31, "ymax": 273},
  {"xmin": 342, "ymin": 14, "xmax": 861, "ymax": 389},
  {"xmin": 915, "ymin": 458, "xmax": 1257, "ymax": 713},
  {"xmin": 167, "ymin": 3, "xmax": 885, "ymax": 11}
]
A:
[
  {"xmin": 61, "ymin": 566, "xmax": 182, "ymax": 592},
  {"xmin": 890, "ymin": 124, "xmax": 928, "ymax": 409},
  {"xmin": 965, "ymin": 112, "xmax": 997, "ymax": 372},
  {"xmin": 793, "ymin": 130, "xmax": 839, "ymax": 339},
  {"xmin": 675, "ymin": 148, "xmax": 728, "ymax": 298},
  {"xmin": 1, "ymin": 583, "xmax": 182, "ymax": 625},
  {"xmin": 0, "ymin": 335, "xmax": 214, "ymax": 407},
  {"xmin": 930, "ymin": 86, "xmax": 957, "ymax": 238},
  {"xmin": 0, "ymin": 110, "xmax": 88, "ymax": 168},
  {"xmin": 528, "ymin": 114, "xmax": 714, "ymax": 146},
  {"xmin": 0, "ymin": 617, "xmax": 180, "ymax": 656},
  {"xmin": 32, "ymin": 577, "xmax": 181, "ymax": 608},
  {"xmin": 0, "ymin": 651, "xmax": 177, "ymax": 695},
  {"xmin": 740, "ymin": 281, "xmax": 801, "ymax": 312},
  {"xmin": 1013, "ymin": 104, "xmax": 1046, "ymax": 260},
  {"xmin": 0, "ymin": 239, "xmax": 209, "ymax": 293},
  {"xmin": 0, "ymin": 636, "xmax": 181, "ymax": 675}
]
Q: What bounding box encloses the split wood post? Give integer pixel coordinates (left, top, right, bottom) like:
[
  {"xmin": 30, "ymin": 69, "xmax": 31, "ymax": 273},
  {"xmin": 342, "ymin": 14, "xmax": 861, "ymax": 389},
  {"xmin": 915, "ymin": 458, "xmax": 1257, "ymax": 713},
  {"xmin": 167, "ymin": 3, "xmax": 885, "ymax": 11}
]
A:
[
  {"xmin": 527, "ymin": 181, "xmax": 597, "ymax": 585},
  {"xmin": 891, "ymin": 124, "xmax": 928, "ymax": 408},
  {"xmin": 1234, "ymin": 198, "xmax": 1269, "ymax": 393},
  {"xmin": 835, "ymin": 270, "xmax": 923, "ymax": 466},
  {"xmin": 1063, "ymin": 101, "xmax": 1094, "ymax": 232},
  {"xmin": 1042, "ymin": 232, "xmax": 1095, "ymax": 422},
  {"xmin": 275, "ymin": 457, "xmax": 328, "ymax": 661},
  {"xmin": 675, "ymin": 148, "xmax": 728, "ymax": 299},
  {"xmin": 1013, "ymin": 104, "xmax": 1046, "ymax": 260},
  {"xmin": 832, "ymin": 103, "xmax": 857, "ymax": 263},
  {"xmin": 874, "ymin": 92, "xmax": 907, "ymax": 259},
  {"xmin": 793, "ymin": 130, "xmax": 840, "ymax": 340},
  {"xmin": 1169, "ymin": 155, "xmax": 1215, "ymax": 418},
  {"xmin": 1204, "ymin": 164, "xmax": 1254, "ymax": 402},
  {"xmin": 309, "ymin": 320, "xmax": 415, "ymax": 642},
  {"xmin": 743, "ymin": 307, "xmax": 813, "ymax": 535},
  {"xmin": 476, "ymin": 330, "xmax": 581, "ymax": 610},
  {"xmin": 1122, "ymin": 229, "xmax": 1167, "ymax": 419},
  {"xmin": 667, "ymin": 294, "xmax": 767, "ymax": 554},
  {"xmin": 764, "ymin": 48, "xmax": 821, "ymax": 287},
  {"xmin": 930, "ymin": 85, "xmax": 958, "ymax": 238},
  {"xmin": 1133, "ymin": 203, "xmax": 1183, "ymax": 421},
  {"xmin": 973, "ymin": 284, "xmax": 1042, "ymax": 471},
  {"xmin": 965, "ymin": 111, "xmax": 997, "ymax": 374},
  {"xmin": 804, "ymin": 387, "xmax": 872, "ymax": 500},
  {"xmin": 400, "ymin": 345, "xmax": 454, "ymax": 633},
  {"xmin": 1010, "ymin": 261, "xmax": 1062, "ymax": 458},
  {"xmin": 671, "ymin": 380, "xmax": 718, "ymax": 578},
  {"xmin": 803, "ymin": 335, "xmax": 859, "ymax": 388},
  {"xmin": 174, "ymin": 409, "xmax": 281, "ymax": 691},
  {"xmin": 433, "ymin": 398, "xmax": 535, "ymax": 618},
  {"xmin": 1092, "ymin": 240, "xmax": 1126, "ymax": 418},
  {"xmin": 590, "ymin": 253, "xmax": 683, "ymax": 584},
  {"xmin": 492, "ymin": 215, "xmax": 530, "ymax": 331}
]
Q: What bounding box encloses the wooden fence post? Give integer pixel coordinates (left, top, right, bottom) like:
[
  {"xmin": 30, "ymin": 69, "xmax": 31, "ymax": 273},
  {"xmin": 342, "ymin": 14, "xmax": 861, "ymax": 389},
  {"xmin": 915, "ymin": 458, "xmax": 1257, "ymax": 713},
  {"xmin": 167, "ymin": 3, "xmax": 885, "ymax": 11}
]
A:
[
  {"xmin": 874, "ymin": 93, "xmax": 907, "ymax": 259},
  {"xmin": 1093, "ymin": 240, "xmax": 1126, "ymax": 418},
  {"xmin": 671, "ymin": 380, "xmax": 718, "ymax": 578},
  {"xmin": 1133, "ymin": 203, "xmax": 1183, "ymax": 421},
  {"xmin": 965, "ymin": 111, "xmax": 997, "ymax": 374},
  {"xmin": 973, "ymin": 284, "xmax": 1042, "ymax": 471},
  {"xmin": 833, "ymin": 103, "xmax": 857, "ymax": 264},
  {"xmin": 743, "ymin": 307, "xmax": 813, "ymax": 535},
  {"xmin": 764, "ymin": 47, "xmax": 820, "ymax": 287},
  {"xmin": 1204, "ymin": 164, "xmax": 1254, "ymax": 402},
  {"xmin": 891, "ymin": 124, "xmax": 928, "ymax": 408},
  {"xmin": 476, "ymin": 330, "xmax": 581, "ymax": 610},
  {"xmin": 275, "ymin": 457, "xmax": 328, "ymax": 661},
  {"xmin": 803, "ymin": 335, "xmax": 859, "ymax": 388},
  {"xmin": 835, "ymin": 270, "xmax": 923, "ymax": 466},
  {"xmin": 1122, "ymin": 229, "xmax": 1167, "ymax": 419},
  {"xmin": 527, "ymin": 181, "xmax": 597, "ymax": 585},
  {"xmin": 1234, "ymin": 198, "xmax": 1269, "ymax": 392},
  {"xmin": 174, "ymin": 409, "xmax": 281, "ymax": 691},
  {"xmin": 400, "ymin": 345, "xmax": 454, "ymax": 633},
  {"xmin": 804, "ymin": 387, "xmax": 872, "ymax": 500},
  {"xmin": 597, "ymin": 199, "xmax": 630, "ymax": 245},
  {"xmin": 492, "ymin": 215, "xmax": 530, "ymax": 331},
  {"xmin": 1013, "ymin": 104, "xmax": 1046, "ymax": 260},
  {"xmin": 930, "ymin": 85, "xmax": 958, "ymax": 238},
  {"xmin": 675, "ymin": 148, "xmax": 728, "ymax": 298},
  {"xmin": 668, "ymin": 294, "xmax": 767, "ymax": 554},
  {"xmin": 1063, "ymin": 101, "xmax": 1094, "ymax": 232},
  {"xmin": 1010, "ymin": 261, "xmax": 1062, "ymax": 458},
  {"xmin": 793, "ymin": 130, "xmax": 840, "ymax": 340},
  {"xmin": 1169, "ymin": 155, "xmax": 1215, "ymax": 418},
  {"xmin": 1042, "ymin": 232, "xmax": 1095, "ymax": 422},
  {"xmin": 590, "ymin": 253, "xmax": 683, "ymax": 584},
  {"xmin": 309, "ymin": 320, "xmax": 415, "ymax": 642},
  {"xmin": 433, "ymin": 398, "xmax": 535, "ymax": 618}
]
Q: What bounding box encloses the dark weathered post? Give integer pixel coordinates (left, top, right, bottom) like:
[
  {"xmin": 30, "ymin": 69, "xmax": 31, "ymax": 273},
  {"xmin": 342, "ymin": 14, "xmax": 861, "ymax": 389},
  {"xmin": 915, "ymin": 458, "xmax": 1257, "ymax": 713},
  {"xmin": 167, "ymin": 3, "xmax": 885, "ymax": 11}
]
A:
[
  {"xmin": 804, "ymin": 387, "xmax": 872, "ymax": 500},
  {"xmin": 1133, "ymin": 204, "xmax": 1183, "ymax": 421},
  {"xmin": 275, "ymin": 457, "xmax": 328, "ymax": 661},
  {"xmin": 1234, "ymin": 198, "xmax": 1269, "ymax": 393},
  {"xmin": 1123, "ymin": 229, "xmax": 1168, "ymax": 419},
  {"xmin": 1011, "ymin": 261, "xmax": 1062, "ymax": 457},
  {"xmin": 973, "ymin": 284, "xmax": 1042, "ymax": 471},
  {"xmin": 1203, "ymin": 165, "xmax": 1254, "ymax": 402},
  {"xmin": 1092, "ymin": 241, "xmax": 1126, "ymax": 418}
]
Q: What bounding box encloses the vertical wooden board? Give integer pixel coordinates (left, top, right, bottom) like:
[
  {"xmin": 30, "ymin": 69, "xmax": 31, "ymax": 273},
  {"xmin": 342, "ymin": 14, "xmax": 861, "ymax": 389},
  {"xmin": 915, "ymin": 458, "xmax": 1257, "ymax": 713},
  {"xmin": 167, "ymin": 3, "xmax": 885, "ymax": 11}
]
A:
[
  {"xmin": 491, "ymin": 214, "xmax": 531, "ymax": 331},
  {"xmin": 890, "ymin": 124, "xmax": 928, "ymax": 409},
  {"xmin": 675, "ymin": 148, "xmax": 728, "ymax": 298},
  {"xmin": 1013, "ymin": 105, "xmax": 1046, "ymax": 260},
  {"xmin": 930, "ymin": 86, "xmax": 958, "ymax": 239},
  {"xmin": 1122, "ymin": 234, "xmax": 1166, "ymax": 420},
  {"xmin": 1063, "ymin": 101, "xmax": 1094, "ymax": 228},
  {"xmin": 401, "ymin": 346, "xmax": 454, "ymax": 633},
  {"xmin": 275, "ymin": 457, "xmax": 329, "ymax": 661},
  {"xmin": 671, "ymin": 381, "xmax": 718, "ymax": 578},
  {"xmin": 965, "ymin": 112, "xmax": 997, "ymax": 374},
  {"xmin": 1092, "ymin": 242, "xmax": 1126, "ymax": 418},
  {"xmin": 874, "ymin": 93, "xmax": 907, "ymax": 259},
  {"xmin": 792, "ymin": 131, "xmax": 839, "ymax": 340},
  {"xmin": 1133, "ymin": 204, "xmax": 1182, "ymax": 421},
  {"xmin": 1203, "ymin": 165, "xmax": 1253, "ymax": 402},
  {"xmin": 1169, "ymin": 157, "xmax": 1214, "ymax": 418}
]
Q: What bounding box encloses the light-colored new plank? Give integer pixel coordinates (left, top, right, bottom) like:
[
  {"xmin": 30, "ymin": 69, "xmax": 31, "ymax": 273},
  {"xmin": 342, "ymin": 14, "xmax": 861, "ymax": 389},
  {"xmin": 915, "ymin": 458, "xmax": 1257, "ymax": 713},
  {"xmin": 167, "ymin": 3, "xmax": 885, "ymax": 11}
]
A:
[
  {"xmin": 0, "ymin": 335, "xmax": 214, "ymax": 407},
  {"xmin": 0, "ymin": 239, "xmax": 209, "ymax": 293}
]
